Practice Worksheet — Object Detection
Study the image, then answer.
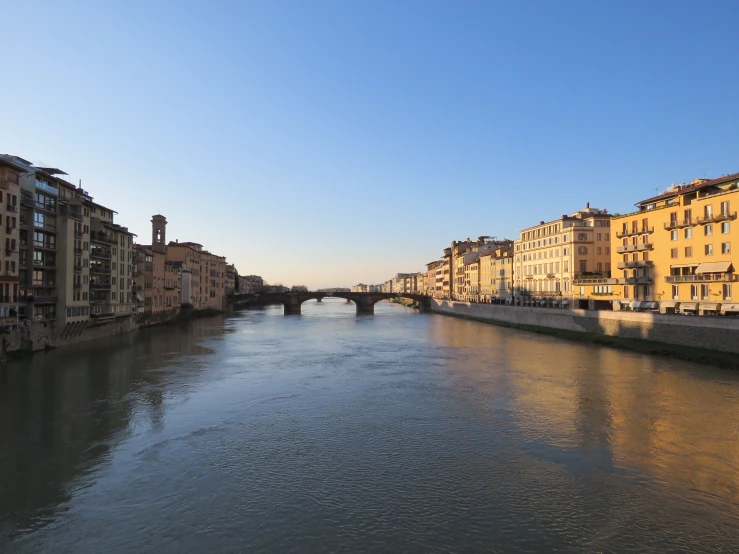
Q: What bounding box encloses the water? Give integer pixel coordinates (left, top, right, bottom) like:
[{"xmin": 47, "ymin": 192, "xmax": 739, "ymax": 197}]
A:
[{"xmin": 1, "ymin": 299, "xmax": 739, "ymax": 553}]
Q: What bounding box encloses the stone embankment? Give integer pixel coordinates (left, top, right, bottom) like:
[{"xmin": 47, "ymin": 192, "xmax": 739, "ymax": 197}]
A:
[
  {"xmin": 0, "ymin": 308, "xmax": 223, "ymax": 359},
  {"xmin": 430, "ymin": 299, "xmax": 739, "ymax": 367}
]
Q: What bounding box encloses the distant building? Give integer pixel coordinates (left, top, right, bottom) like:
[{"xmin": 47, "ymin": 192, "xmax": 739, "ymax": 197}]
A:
[{"xmin": 239, "ymin": 275, "xmax": 264, "ymax": 294}]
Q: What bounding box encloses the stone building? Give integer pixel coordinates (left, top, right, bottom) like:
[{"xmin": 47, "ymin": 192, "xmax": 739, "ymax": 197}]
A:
[{"xmin": 513, "ymin": 205, "xmax": 612, "ymax": 308}]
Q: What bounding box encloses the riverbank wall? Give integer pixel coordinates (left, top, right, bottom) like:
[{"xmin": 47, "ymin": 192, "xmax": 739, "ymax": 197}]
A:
[
  {"xmin": 430, "ymin": 299, "xmax": 739, "ymax": 358},
  {"xmin": 0, "ymin": 308, "xmax": 224, "ymax": 358}
]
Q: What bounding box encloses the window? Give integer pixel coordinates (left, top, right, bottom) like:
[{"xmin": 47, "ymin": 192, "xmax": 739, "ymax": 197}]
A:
[
  {"xmin": 577, "ymin": 233, "xmax": 587, "ymax": 241},
  {"xmin": 672, "ymin": 285, "xmax": 679, "ymax": 300},
  {"xmin": 671, "ymin": 248, "xmax": 678, "ymax": 259},
  {"xmin": 722, "ymin": 242, "xmax": 731, "ymax": 254},
  {"xmin": 685, "ymin": 246, "xmax": 692, "ymax": 257},
  {"xmin": 701, "ymin": 284, "xmax": 710, "ymax": 300},
  {"xmin": 722, "ymin": 221, "xmax": 730, "ymax": 234},
  {"xmin": 705, "ymin": 244, "xmax": 713, "ymax": 255},
  {"xmin": 605, "ymin": 247, "xmax": 610, "ymax": 255},
  {"xmin": 691, "ymin": 285, "xmax": 698, "ymax": 300},
  {"xmin": 685, "ymin": 228, "xmax": 692, "ymax": 239},
  {"xmin": 705, "ymin": 204, "xmax": 713, "ymax": 218},
  {"xmin": 705, "ymin": 224, "xmax": 713, "ymax": 236},
  {"xmin": 671, "ymin": 230, "xmax": 678, "ymax": 241},
  {"xmin": 597, "ymin": 247, "xmax": 602, "ymax": 255},
  {"xmin": 596, "ymin": 233, "xmax": 601, "ymax": 241},
  {"xmin": 623, "ymin": 286, "xmax": 629, "ymax": 299},
  {"xmin": 721, "ymin": 201, "xmax": 730, "ymax": 216},
  {"xmin": 724, "ymin": 284, "xmax": 732, "ymax": 301},
  {"xmin": 578, "ymin": 246, "xmax": 588, "ymax": 255},
  {"xmin": 605, "ymin": 233, "xmax": 609, "ymax": 241}
]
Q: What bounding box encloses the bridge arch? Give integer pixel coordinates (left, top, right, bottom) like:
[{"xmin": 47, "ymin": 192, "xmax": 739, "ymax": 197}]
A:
[{"xmin": 227, "ymin": 292, "xmax": 429, "ymax": 315}]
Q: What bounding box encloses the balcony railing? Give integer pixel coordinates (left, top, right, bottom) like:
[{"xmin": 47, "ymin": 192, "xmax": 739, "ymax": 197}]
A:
[
  {"xmin": 616, "ymin": 260, "xmax": 653, "ymax": 269},
  {"xmin": 35, "ymin": 180, "xmax": 58, "ymax": 196},
  {"xmin": 33, "ymin": 295, "xmax": 57, "ymax": 304},
  {"xmin": 90, "ymin": 265, "xmax": 111, "ymax": 275},
  {"xmin": 664, "ymin": 219, "xmax": 695, "ymax": 230},
  {"xmin": 73, "ymin": 266, "xmax": 82, "ymax": 274},
  {"xmin": 74, "ymin": 230, "xmax": 83, "ymax": 238},
  {"xmin": 612, "ymin": 277, "xmax": 653, "ymax": 285},
  {"xmin": 33, "ymin": 241, "xmax": 56, "ymax": 250},
  {"xmin": 665, "ymin": 273, "xmax": 739, "ymax": 283},
  {"xmin": 91, "ymin": 249, "xmax": 111, "ymax": 259},
  {"xmin": 92, "ymin": 232, "xmax": 116, "ymax": 245},
  {"xmin": 90, "ymin": 282, "xmax": 111, "ymax": 290},
  {"xmin": 616, "ymin": 227, "xmax": 654, "ymax": 238},
  {"xmin": 32, "ymin": 260, "xmax": 55, "ymax": 269},
  {"xmin": 616, "ymin": 243, "xmax": 653, "ymax": 253},
  {"xmin": 73, "ymin": 282, "xmax": 82, "ymax": 290},
  {"xmin": 34, "ymin": 221, "xmax": 56, "ymax": 232},
  {"xmin": 696, "ymin": 211, "xmax": 737, "ymax": 225},
  {"xmin": 6, "ymin": 204, "xmax": 18, "ymax": 213},
  {"xmin": 20, "ymin": 192, "xmax": 34, "ymax": 207},
  {"xmin": 68, "ymin": 210, "xmax": 82, "ymax": 221}
]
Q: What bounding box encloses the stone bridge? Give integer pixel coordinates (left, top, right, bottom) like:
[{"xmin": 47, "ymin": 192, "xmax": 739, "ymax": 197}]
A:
[{"xmin": 227, "ymin": 291, "xmax": 431, "ymax": 315}]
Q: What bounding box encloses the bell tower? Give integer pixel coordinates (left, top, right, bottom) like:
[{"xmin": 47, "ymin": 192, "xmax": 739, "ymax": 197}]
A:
[{"xmin": 152, "ymin": 214, "xmax": 167, "ymax": 253}]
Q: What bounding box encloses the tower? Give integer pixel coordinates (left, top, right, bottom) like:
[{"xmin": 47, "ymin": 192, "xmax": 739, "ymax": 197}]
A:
[{"xmin": 152, "ymin": 214, "xmax": 167, "ymax": 253}]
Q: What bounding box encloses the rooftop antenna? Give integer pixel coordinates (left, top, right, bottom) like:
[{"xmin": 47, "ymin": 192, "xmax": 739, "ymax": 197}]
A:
[{"xmin": 654, "ymin": 187, "xmax": 660, "ymax": 195}]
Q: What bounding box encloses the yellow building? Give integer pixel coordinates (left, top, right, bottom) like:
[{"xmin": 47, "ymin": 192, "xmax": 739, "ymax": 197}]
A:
[
  {"xmin": 604, "ymin": 173, "xmax": 739, "ymax": 315},
  {"xmin": 514, "ymin": 205, "xmax": 612, "ymax": 308},
  {"xmin": 479, "ymin": 243, "xmax": 514, "ymax": 303}
]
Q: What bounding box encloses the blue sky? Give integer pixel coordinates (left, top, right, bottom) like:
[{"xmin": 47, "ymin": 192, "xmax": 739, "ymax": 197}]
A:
[{"xmin": 3, "ymin": 0, "xmax": 738, "ymax": 288}]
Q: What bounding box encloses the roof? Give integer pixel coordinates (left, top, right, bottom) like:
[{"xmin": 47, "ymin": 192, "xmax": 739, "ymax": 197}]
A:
[
  {"xmin": 35, "ymin": 167, "xmax": 68, "ymax": 176},
  {"xmin": 463, "ymin": 251, "xmax": 481, "ymax": 265},
  {"xmin": 637, "ymin": 172, "xmax": 739, "ymax": 206},
  {"xmin": 696, "ymin": 261, "xmax": 734, "ymax": 274},
  {"xmin": 168, "ymin": 241, "xmax": 202, "ymax": 248}
]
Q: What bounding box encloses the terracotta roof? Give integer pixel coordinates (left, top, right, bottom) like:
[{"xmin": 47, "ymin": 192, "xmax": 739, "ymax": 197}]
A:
[{"xmin": 637, "ymin": 171, "xmax": 739, "ymax": 206}]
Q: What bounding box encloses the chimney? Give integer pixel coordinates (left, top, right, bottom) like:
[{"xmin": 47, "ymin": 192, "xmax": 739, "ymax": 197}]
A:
[{"xmin": 586, "ymin": 202, "xmax": 590, "ymax": 209}]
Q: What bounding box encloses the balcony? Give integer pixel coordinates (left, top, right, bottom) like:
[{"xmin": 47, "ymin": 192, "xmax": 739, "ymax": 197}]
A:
[
  {"xmin": 73, "ymin": 282, "xmax": 82, "ymax": 290},
  {"xmin": 92, "ymin": 232, "xmax": 116, "ymax": 245},
  {"xmin": 616, "ymin": 243, "xmax": 653, "ymax": 254},
  {"xmin": 33, "ymin": 259, "xmax": 55, "ymax": 269},
  {"xmin": 665, "ymin": 273, "xmax": 739, "ymax": 283},
  {"xmin": 6, "ymin": 204, "xmax": 18, "ymax": 213},
  {"xmin": 664, "ymin": 219, "xmax": 695, "ymax": 230},
  {"xmin": 573, "ymin": 273, "xmax": 615, "ymax": 285},
  {"xmin": 35, "ymin": 180, "xmax": 59, "ymax": 196},
  {"xmin": 520, "ymin": 292, "xmax": 562, "ymax": 298},
  {"xmin": 91, "ymin": 249, "xmax": 111, "ymax": 260},
  {"xmin": 90, "ymin": 265, "xmax": 111, "ymax": 275},
  {"xmin": 68, "ymin": 210, "xmax": 82, "ymax": 221},
  {"xmin": 616, "ymin": 227, "xmax": 654, "ymax": 238},
  {"xmin": 4, "ymin": 248, "xmax": 16, "ymax": 255},
  {"xmin": 34, "ymin": 221, "xmax": 56, "ymax": 232},
  {"xmin": 20, "ymin": 192, "xmax": 34, "ymax": 207},
  {"xmin": 616, "ymin": 260, "xmax": 653, "ymax": 269},
  {"xmin": 90, "ymin": 282, "xmax": 111, "ymax": 290},
  {"xmin": 33, "ymin": 241, "xmax": 56, "ymax": 250},
  {"xmin": 696, "ymin": 211, "xmax": 737, "ymax": 225},
  {"xmin": 612, "ymin": 277, "xmax": 653, "ymax": 285},
  {"xmin": 33, "ymin": 295, "xmax": 57, "ymax": 304},
  {"xmin": 73, "ymin": 266, "xmax": 82, "ymax": 274},
  {"xmin": 74, "ymin": 230, "xmax": 83, "ymax": 238},
  {"xmin": 74, "ymin": 247, "xmax": 84, "ymax": 255}
]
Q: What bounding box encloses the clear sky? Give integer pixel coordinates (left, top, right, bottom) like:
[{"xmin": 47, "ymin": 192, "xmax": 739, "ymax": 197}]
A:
[{"xmin": 3, "ymin": 0, "xmax": 738, "ymax": 289}]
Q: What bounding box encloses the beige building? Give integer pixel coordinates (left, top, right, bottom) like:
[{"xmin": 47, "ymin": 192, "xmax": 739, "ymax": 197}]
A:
[
  {"xmin": 0, "ymin": 157, "xmax": 23, "ymax": 328},
  {"xmin": 479, "ymin": 243, "xmax": 514, "ymax": 303},
  {"xmin": 514, "ymin": 205, "xmax": 612, "ymax": 307},
  {"xmin": 5, "ymin": 155, "xmax": 135, "ymax": 330}
]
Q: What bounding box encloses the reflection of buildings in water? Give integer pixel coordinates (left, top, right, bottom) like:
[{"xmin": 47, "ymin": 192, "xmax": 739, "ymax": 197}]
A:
[
  {"xmin": 608, "ymin": 361, "xmax": 739, "ymax": 504},
  {"xmin": 0, "ymin": 317, "xmax": 225, "ymax": 536},
  {"xmin": 428, "ymin": 314, "xmax": 739, "ymax": 506}
]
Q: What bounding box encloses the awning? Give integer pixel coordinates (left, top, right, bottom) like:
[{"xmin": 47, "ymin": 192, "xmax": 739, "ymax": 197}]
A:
[
  {"xmin": 642, "ymin": 301, "xmax": 658, "ymax": 310},
  {"xmin": 660, "ymin": 301, "xmax": 680, "ymax": 309},
  {"xmin": 681, "ymin": 302, "xmax": 699, "ymax": 310},
  {"xmin": 721, "ymin": 303, "xmax": 739, "ymax": 313},
  {"xmin": 136, "ymin": 294, "xmax": 144, "ymax": 302},
  {"xmin": 700, "ymin": 302, "xmax": 722, "ymax": 311},
  {"xmin": 630, "ymin": 301, "xmax": 642, "ymax": 309},
  {"xmin": 670, "ymin": 263, "xmax": 699, "ymax": 268},
  {"xmin": 696, "ymin": 261, "xmax": 734, "ymax": 274}
]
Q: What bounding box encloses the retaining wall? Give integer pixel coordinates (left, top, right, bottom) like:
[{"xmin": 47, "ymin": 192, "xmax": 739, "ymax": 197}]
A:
[{"xmin": 431, "ymin": 299, "xmax": 739, "ymax": 354}]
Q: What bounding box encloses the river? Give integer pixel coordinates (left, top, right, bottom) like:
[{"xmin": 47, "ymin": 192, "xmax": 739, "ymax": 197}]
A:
[{"xmin": 1, "ymin": 299, "xmax": 738, "ymax": 552}]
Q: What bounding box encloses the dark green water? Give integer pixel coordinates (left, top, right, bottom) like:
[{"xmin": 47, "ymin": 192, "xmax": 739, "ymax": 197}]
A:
[{"xmin": 1, "ymin": 300, "xmax": 738, "ymax": 552}]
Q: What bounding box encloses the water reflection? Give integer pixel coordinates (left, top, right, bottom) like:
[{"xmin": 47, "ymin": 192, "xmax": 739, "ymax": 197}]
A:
[{"xmin": 0, "ymin": 303, "xmax": 738, "ymax": 552}]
